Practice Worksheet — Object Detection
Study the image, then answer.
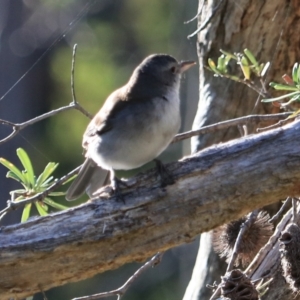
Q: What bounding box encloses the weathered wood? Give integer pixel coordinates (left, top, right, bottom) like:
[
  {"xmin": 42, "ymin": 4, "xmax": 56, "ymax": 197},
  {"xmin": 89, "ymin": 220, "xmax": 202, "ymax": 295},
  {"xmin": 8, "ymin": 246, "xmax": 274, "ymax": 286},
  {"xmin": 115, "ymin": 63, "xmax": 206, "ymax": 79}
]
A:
[{"xmin": 1, "ymin": 120, "xmax": 300, "ymax": 299}]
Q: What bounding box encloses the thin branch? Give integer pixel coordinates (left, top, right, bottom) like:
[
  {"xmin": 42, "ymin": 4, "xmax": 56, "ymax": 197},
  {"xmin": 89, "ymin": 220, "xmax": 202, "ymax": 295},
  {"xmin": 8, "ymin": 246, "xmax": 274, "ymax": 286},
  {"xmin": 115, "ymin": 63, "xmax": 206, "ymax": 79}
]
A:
[
  {"xmin": 172, "ymin": 112, "xmax": 291, "ymax": 144},
  {"xmin": 0, "ymin": 105, "xmax": 75, "ymax": 145},
  {"xmin": 268, "ymin": 197, "xmax": 292, "ymax": 223},
  {"xmin": 0, "ymin": 44, "xmax": 92, "ymax": 146},
  {"xmin": 71, "ymin": 44, "xmax": 93, "ymax": 119},
  {"xmin": 257, "ymin": 117, "xmax": 292, "ymax": 132},
  {"xmin": 226, "ymin": 210, "xmax": 259, "ymax": 272},
  {"xmin": 184, "ymin": 0, "xmax": 204, "ymax": 24},
  {"xmin": 187, "ymin": 0, "xmax": 225, "ymax": 39},
  {"xmin": 205, "ymin": 70, "xmax": 270, "ymax": 98},
  {"xmin": 292, "ymin": 198, "xmax": 297, "ymax": 223},
  {"xmin": 0, "ymin": 165, "xmax": 81, "ymax": 220},
  {"xmin": 71, "ymin": 252, "xmax": 163, "ymax": 300},
  {"xmin": 71, "ymin": 44, "xmax": 78, "ymax": 104},
  {"xmin": 209, "ymin": 210, "xmax": 260, "ymax": 300}
]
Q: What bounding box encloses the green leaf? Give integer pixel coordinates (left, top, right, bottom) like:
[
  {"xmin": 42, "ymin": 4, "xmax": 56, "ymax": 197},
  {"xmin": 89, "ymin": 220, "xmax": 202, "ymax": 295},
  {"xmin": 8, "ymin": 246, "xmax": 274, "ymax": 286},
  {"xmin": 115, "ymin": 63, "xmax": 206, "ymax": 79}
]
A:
[
  {"xmin": 40, "ymin": 176, "xmax": 55, "ymax": 187},
  {"xmin": 287, "ymin": 109, "xmax": 300, "ymax": 119},
  {"xmin": 244, "ymin": 49, "xmax": 259, "ymax": 67},
  {"xmin": 0, "ymin": 157, "xmax": 25, "ymax": 183},
  {"xmin": 292, "ymin": 63, "xmax": 299, "ymax": 83},
  {"xmin": 35, "ymin": 163, "xmax": 59, "ymax": 188},
  {"xmin": 48, "ymin": 191, "xmax": 66, "ymax": 196},
  {"xmin": 6, "ymin": 171, "xmax": 25, "ymax": 186},
  {"xmin": 297, "ymin": 63, "xmax": 300, "ymax": 84},
  {"xmin": 224, "ymin": 54, "xmax": 232, "ymax": 68},
  {"xmin": 208, "ymin": 58, "xmax": 222, "ymax": 75},
  {"xmin": 21, "ymin": 203, "xmax": 32, "ymax": 223},
  {"xmin": 220, "ymin": 49, "xmax": 237, "ymax": 60},
  {"xmin": 281, "ymin": 94, "xmax": 300, "ymax": 107},
  {"xmin": 43, "ymin": 197, "xmax": 69, "ymax": 210},
  {"xmin": 17, "ymin": 148, "xmax": 35, "ymax": 187},
  {"xmin": 227, "ymin": 75, "xmax": 241, "ymax": 81},
  {"xmin": 217, "ymin": 55, "xmax": 226, "ymax": 73},
  {"xmin": 35, "ymin": 202, "xmax": 48, "ymax": 216},
  {"xmin": 269, "ymin": 82, "xmax": 298, "ymax": 91},
  {"xmin": 262, "ymin": 91, "xmax": 300, "ymax": 102},
  {"xmin": 260, "ymin": 62, "xmax": 270, "ymax": 77},
  {"xmin": 62, "ymin": 174, "xmax": 77, "ymax": 185},
  {"xmin": 239, "ymin": 56, "xmax": 251, "ymax": 80}
]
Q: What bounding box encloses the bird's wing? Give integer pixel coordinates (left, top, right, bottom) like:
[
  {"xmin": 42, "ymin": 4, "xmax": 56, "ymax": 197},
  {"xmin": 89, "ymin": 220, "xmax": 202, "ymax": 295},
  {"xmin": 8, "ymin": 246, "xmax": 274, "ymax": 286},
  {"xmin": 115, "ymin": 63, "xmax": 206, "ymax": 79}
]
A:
[{"xmin": 82, "ymin": 85, "xmax": 144, "ymax": 149}]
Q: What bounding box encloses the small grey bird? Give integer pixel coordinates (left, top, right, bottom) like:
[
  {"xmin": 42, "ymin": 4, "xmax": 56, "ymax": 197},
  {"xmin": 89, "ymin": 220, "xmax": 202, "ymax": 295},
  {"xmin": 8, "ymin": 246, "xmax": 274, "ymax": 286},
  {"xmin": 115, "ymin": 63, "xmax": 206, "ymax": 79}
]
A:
[{"xmin": 66, "ymin": 54, "xmax": 195, "ymax": 201}]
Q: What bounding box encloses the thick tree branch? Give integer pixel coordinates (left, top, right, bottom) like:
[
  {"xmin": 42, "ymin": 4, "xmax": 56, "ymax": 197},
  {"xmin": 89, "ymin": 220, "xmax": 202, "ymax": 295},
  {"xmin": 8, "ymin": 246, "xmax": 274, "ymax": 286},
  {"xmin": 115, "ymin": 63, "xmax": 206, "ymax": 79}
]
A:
[{"xmin": 1, "ymin": 120, "xmax": 300, "ymax": 299}]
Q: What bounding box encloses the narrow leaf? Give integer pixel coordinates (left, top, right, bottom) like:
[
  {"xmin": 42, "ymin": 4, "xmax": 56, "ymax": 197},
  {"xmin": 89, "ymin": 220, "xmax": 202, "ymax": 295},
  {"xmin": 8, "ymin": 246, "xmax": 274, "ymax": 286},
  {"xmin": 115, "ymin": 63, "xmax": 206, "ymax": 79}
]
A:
[
  {"xmin": 35, "ymin": 162, "xmax": 59, "ymax": 188},
  {"xmin": 269, "ymin": 82, "xmax": 298, "ymax": 91},
  {"xmin": 6, "ymin": 171, "xmax": 25, "ymax": 185},
  {"xmin": 262, "ymin": 91, "xmax": 300, "ymax": 102},
  {"xmin": 40, "ymin": 176, "xmax": 54, "ymax": 187},
  {"xmin": 260, "ymin": 62, "xmax": 270, "ymax": 77},
  {"xmin": 244, "ymin": 49, "xmax": 259, "ymax": 67},
  {"xmin": 292, "ymin": 62, "xmax": 299, "ymax": 83},
  {"xmin": 62, "ymin": 174, "xmax": 77, "ymax": 185},
  {"xmin": 35, "ymin": 202, "xmax": 48, "ymax": 216},
  {"xmin": 297, "ymin": 64, "xmax": 300, "ymax": 84},
  {"xmin": 48, "ymin": 191, "xmax": 66, "ymax": 196},
  {"xmin": 287, "ymin": 109, "xmax": 300, "ymax": 119},
  {"xmin": 17, "ymin": 148, "xmax": 35, "ymax": 187},
  {"xmin": 0, "ymin": 158, "xmax": 25, "ymax": 183},
  {"xmin": 43, "ymin": 197, "xmax": 69, "ymax": 210},
  {"xmin": 217, "ymin": 55, "xmax": 226, "ymax": 73},
  {"xmin": 220, "ymin": 49, "xmax": 237, "ymax": 60},
  {"xmin": 239, "ymin": 56, "xmax": 251, "ymax": 80},
  {"xmin": 208, "ymin": 58, "xmax": 222, "ymax": 74},
  {"xmin": 224, "ymin": 54, "xmax": 232, "ymax": 67},
  {"xmin": 21, "ymin": 203, "xmax": 32, "ymax": 223},
  {"xmin": 281, "ymin": 94, "xmax": 300, "ymax": 107}
]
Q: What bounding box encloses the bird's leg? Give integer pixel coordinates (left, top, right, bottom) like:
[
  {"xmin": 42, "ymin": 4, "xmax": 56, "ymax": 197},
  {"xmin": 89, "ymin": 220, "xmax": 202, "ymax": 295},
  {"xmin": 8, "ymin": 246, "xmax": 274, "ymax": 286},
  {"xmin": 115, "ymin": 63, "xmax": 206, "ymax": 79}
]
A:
[
  {"xmin": 110, "ymin": 169, "xmax": 127, "ymax": 203},
  {"xmin": 154, "ymin": 159, "xmax": 175, "ymax": 187}
]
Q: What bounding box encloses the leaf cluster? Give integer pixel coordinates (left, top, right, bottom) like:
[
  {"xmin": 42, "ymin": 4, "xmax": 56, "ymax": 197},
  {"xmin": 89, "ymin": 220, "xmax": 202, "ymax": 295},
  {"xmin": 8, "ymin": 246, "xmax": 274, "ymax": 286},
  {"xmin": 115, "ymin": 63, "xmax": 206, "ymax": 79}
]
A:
[{"xmin": 0, "ymin": 148, "xmax": 68, "ymax": 222}]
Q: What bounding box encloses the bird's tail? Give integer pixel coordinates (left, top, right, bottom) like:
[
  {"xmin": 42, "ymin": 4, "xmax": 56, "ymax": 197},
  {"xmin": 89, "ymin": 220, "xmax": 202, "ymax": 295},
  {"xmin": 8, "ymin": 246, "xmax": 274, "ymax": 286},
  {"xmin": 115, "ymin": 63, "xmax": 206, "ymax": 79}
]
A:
[{"xmin": 66, "ymin": 158, "xmax": 109, "ymax": 201}]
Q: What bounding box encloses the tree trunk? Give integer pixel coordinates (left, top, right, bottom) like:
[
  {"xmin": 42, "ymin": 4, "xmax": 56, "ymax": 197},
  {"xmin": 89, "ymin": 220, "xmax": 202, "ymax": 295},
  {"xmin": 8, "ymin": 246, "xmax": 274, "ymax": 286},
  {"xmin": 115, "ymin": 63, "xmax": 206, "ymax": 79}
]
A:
[{"xmin": 184, "ymin": 0, "xmax": 300, "ymax": 299}]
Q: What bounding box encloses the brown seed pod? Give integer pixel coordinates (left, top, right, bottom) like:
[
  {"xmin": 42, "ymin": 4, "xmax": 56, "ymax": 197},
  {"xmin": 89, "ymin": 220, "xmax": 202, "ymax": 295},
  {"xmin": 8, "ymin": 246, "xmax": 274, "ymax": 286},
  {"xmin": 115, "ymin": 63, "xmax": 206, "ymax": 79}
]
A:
[
  {"xmin": 221, "ymin": 269, "xmax": 259, "ymax": 300},
  {"xmin": 280, "ymin": 223, "xmax": 300, "ymax": 293},
  {"xmin": 213, "ymin": 211, "xmax": 273, "ymax": 267}
]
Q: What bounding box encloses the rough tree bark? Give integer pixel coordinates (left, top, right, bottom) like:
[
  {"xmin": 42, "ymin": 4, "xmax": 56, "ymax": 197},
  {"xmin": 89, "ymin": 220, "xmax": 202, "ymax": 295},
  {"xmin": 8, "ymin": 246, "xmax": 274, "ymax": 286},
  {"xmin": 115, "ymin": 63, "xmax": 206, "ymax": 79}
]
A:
[
  {"xmin": 1, "ymin": 119, "xmax": 300, "ymax": 299},
  {"xmin": 184, "ymin": 0, "xmax": 300, "ymax": 299}
]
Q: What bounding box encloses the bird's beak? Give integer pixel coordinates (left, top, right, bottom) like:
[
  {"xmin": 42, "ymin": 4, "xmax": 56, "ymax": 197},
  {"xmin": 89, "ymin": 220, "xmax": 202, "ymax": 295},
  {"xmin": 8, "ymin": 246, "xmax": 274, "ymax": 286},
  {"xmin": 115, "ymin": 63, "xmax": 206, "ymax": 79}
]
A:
[{"xmin": 179, "ymin": 60, "xmax": 196, "ymax": 73}]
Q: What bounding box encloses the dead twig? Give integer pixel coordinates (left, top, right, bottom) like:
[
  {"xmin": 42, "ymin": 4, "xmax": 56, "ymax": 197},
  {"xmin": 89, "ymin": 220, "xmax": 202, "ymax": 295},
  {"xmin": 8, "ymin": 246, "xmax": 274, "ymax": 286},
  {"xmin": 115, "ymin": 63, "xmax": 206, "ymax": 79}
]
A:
[
  {"xmin": 292, "ymin": 198, "xmax": 298, "ymax": 223},
  {"xmin": 268, "ymin": 197, "xmax": 292, "ymax": 223},
  {"xmin": 172, "ymin": 112, "xmax": 291, "ymax": 144},
  {"xmin": 71, "ymin": 252, "xmax": 163, "ymax": 300},
  {"xmin": 209, "ymin": 210, "xmax": 259, "ymax": 300},
  {"xmin": 226, "ymin": 210, "xmax": 259, "ymax": 272},
  {"xmin": 71, "ymin": 44, "xmax": 93, "ymax": 119},
  {"xmin": 257, "ymin": 117, "xmax": 292, "ymax": 132},
  {"xmin": 0, "ymin": 44, "xmax": 92, "ymax": 146},
  {"xmin": 187, "ymin": 0, "xmax": 226, "ymax": 39}
]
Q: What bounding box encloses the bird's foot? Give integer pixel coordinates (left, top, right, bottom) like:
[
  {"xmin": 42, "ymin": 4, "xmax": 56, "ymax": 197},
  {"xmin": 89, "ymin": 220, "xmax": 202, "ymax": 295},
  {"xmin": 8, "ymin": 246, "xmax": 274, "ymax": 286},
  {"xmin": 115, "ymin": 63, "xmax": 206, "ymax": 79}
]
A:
[
  {"xmin": 111, "ymin": 177, "xmax": 129, "ymax": 203},
  {"xmin": 154, "ymin": 159, "xmax": 175, "ymax": 187}
]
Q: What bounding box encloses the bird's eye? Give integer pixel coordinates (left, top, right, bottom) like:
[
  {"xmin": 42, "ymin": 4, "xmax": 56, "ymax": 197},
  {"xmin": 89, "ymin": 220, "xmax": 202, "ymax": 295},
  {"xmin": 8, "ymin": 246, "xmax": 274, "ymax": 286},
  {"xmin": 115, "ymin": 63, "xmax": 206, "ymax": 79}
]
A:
[{"xmin": 170, "ymin": 66, "xmax": 176, "ymax": 73}]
